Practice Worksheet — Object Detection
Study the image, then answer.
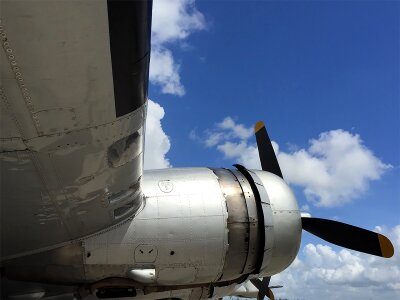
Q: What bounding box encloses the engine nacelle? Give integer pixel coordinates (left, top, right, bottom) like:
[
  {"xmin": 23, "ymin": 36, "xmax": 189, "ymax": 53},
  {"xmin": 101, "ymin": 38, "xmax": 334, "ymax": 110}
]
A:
[
  {"xmin": 3, "ymin": 167, "xmax": 301, "ymax": 291},
  {"xmin": 132, "ymin": 166, "xmax": 301, "ymax": 284}
]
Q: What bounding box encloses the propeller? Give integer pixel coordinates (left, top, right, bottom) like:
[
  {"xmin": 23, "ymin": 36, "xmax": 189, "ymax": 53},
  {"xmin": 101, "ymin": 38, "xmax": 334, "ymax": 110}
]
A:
[
  {"xmin": 301, "ymin": 217, "xmax": 394, "ymax": 258},
  {"xmin": 253, "ymin": 121, "xmax": 394, "ymax": 258},
  {"xmin": 250, "ymin": 277, "xmax": 276, "ymax": 300},
  {"xmin": 254, "ymin": 121, "xmax": 283, "ymax": 178}
]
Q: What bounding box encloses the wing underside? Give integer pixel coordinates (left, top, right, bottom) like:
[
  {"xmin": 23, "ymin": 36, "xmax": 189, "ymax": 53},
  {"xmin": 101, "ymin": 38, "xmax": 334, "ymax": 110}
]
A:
[{"xmin": 0, "ymin": 0, "xmax": 152, "ymax": 259}]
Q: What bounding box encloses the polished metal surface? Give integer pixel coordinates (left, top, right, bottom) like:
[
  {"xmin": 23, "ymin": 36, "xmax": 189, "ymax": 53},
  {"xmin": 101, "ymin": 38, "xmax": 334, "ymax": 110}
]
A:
[
  {"xmin": 246, "ymin": 170, "xmax": 275, "ymax": 275},
  {"xmin": 127, "ymin": 269, "xmax": 156, "ymax": 284},
  {"xmin": 212, "ymin": 168, "xmax": 262, "ymax": 281},
  {"xmin": 212, "ymin": 168, "xmax": 249, "ymax": 281},
  {"xmin": 230, "ymin": 169, "xmax": 260, "ymax": 275},
  {"xmin": 250, "ymin": 170, "xmax": 302, "ymax": 277},
  {"xmin": 81, "ymin": 168, "xmax": 229, "ymax": 285},
  {"xmin": 3, "ymin": 244, "xmax": 86, "ymax": 283},
  {"xmin": 0, "ymin": 0, "xmax": 150, "ymax": 259},
  {"xmin": 2, "ymin": 167, "xmax": 302, "ymax": 299}
]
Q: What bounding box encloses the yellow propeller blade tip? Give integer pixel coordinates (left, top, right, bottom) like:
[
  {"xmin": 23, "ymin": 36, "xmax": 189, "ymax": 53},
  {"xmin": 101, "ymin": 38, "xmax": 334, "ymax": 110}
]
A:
[
  {"xmin": 268, "ymin": 288, "xmax": 275, "ymax": 300},
  {"xmin": 255, "ymin": 121, "xmax": 265, "ymax": 133},
  {"xmin": 378, "ymin": 234, "xmax": 395, "ymax": 258}
]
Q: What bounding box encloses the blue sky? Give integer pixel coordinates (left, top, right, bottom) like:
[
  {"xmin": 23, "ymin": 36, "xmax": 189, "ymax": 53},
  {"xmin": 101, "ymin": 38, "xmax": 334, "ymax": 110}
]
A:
[{"xmin": 146, "ymin": 1, "xmax": 399, "ymax": 299}]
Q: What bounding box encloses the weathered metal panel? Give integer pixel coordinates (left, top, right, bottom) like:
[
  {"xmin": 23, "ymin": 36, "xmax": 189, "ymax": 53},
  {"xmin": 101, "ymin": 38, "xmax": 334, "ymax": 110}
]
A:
[
  {"xmin": 0, "ymin": 0, "xmax": 150, "ymax": 259},
  {"xmin": 82, "ymin": 168, "xmax": 229, "ymax": 284},
  {"xmin": 3, "ymin": 244, "xmax": 86, "ymax": 283},
  {"xmin": 212, "ymin": 168, "xmax": 249, "ymax": 281},
  {"xmin": 230, "ymin": 169, "xmax": 260, "ymax": 275}
]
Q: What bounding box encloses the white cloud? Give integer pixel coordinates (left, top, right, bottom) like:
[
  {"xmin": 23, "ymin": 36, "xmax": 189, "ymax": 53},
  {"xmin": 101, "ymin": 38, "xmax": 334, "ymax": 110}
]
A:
[
  {"xmin": 152, "ymin": 0, "xmax": 205, "ymax": 45},
  {"xmin": 300, "ymin": 212, "xmax": 312, "ymax": 218},
  {"xmin": 278, "ymin": 130, "xmax": 391, "ymax": 207},
  {"xmin": 145, "ymin": 1, "xmax": 205, "ymax": 167},
  {"xmin": 144, "ymin": 100, "xmax": 171, "ymax": 169},
  {"xmin": 149, "ymin": 48, "xmax": 185, "ymax": 96},
  {"xmin": 150, "ymin": 0, "xmax": 205, "ymax": 95},
  {"xmin": 205, "ymin": 132, "xmax": 224, "ymax": 147},
  {"xmin": 270, "ymin": 225, "xmax": 400, "ymax": 300},
  {"xmin": 196, "ymin": 117, "xmax": 390, "ymax": 207},
  {"xmin": 217, "ymin": 117, "xmax": 253, "ymax": 140}
]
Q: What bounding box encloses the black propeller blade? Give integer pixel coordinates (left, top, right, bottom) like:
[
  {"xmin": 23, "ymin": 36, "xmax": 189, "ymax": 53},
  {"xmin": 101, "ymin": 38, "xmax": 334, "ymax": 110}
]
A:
[
  {"xmin": 250, "ymin": 277, "xmax": 275, "ymax": 300},
  {"xmin": 254, "ymin": 121, "xmax": 283, "ymax": 178},
  {"xmin": 253, "ymin": 120, "xmax": 394, "ymax": 259},
  {"xmin": 302, "ymin": 217, "xmax": 394, "ymax": 258}
]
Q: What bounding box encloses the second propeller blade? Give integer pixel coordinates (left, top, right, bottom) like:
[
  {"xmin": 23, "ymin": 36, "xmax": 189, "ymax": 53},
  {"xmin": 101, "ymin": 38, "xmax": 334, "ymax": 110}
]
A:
[{"xmin": 301, "ymin": 217, "xmax": 394, "ymax": 258}]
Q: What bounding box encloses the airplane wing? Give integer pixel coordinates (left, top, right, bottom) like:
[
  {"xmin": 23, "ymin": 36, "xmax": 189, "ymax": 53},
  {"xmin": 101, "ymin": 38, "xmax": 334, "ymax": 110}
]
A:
[{"xmin": 0, "ymin": 0, "xmax": 152, "ymax": 259}]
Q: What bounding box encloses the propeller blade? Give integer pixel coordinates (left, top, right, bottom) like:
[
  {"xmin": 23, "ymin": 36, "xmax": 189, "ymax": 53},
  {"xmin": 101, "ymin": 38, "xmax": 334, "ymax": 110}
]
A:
[
  {"xmin": 267, "ymin": 288, "xmax": 275, "ymax": 300},
  {"xmin": 251, "ymin": 277, "xmax": 275, "ymax": 300},
  {"xmin": 254, "ymin": 121, "xmax": 283, "ymax": 178},
  {"xmin": 269, "ymin": 285, "xmax": 283, "ymax": 289},
  {"xmin": 301, "ymin": 217, "xmax": 394, "ymax": 258}
]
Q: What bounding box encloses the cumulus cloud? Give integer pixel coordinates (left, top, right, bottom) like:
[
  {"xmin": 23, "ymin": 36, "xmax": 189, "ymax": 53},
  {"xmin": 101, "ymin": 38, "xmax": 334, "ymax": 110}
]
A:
[
  {"xmin": 144, "ymin": 100, "xmax": 171, "ymax": 169},
  {"xmin": 278, "ymin": 130, "xmax": 390, "ymax": 206},
  {"xmin": 270, "ymin": 225, "xmax": 400, "ymax": 300},
  {"xmin": 217, "ymin": 117, "xmax": 253, "ymax": 140},
  {"xmin": 152, "ymin": 0, "xmax": 205, "ymax": 45},
  {"xmin": 150, "ymin": 48, "xmax": 185, "ymax": 96},
  {"xmin": 195, "ymin": 117, "xmax": 390, "ymax": 207},
  {"xmin": 145, "ymin": 1, "xmax": 205, "ymax": 167},
  {"xmin": 150, "ymin": 0, "xmax": 205, "ymax": 95}
]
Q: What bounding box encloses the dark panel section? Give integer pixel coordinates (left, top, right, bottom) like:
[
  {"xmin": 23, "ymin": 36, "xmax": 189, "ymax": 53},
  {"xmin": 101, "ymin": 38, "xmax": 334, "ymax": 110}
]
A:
[
  {"xmin": 302, "ymin": 217, "xmax": 394, "ymax": 258},
  {"xmin": 97, "ymin": 288, "xmax": 136, "ymax": 299},
  {"xmin": 107, "ymin": 0, "xmax": 152, "ymax": 117},
  {"xmin": 3, "ymin": 244, "xmax": 85, "ymax": 283},
  {"xmin": 234, "ymin": 164, "xmax": 265, "ymax": 274}
]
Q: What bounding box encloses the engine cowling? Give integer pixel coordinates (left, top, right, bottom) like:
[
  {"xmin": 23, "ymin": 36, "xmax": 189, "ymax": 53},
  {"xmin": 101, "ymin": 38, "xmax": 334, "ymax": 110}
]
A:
[
  {"xmin": 212, "ymin": 166, "xmax": 301, "ymax": 279},
  {"xmin": 246, "ymin": 169, "xmax": 302, "ymax": 277}
]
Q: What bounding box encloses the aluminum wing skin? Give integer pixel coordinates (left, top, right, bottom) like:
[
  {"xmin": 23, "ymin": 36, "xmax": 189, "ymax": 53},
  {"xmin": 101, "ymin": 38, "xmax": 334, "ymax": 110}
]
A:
[{"xmin": 0, "ymin": 0, "xmax": 152, "ymax": 259}]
